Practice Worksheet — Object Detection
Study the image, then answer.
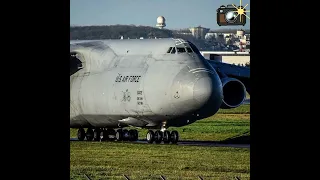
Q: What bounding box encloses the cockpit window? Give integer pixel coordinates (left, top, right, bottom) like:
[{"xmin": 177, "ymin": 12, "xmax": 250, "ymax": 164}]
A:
[
  {"xmin": 167, "ymin": 47, "xmax": 173, "ymax": 53},
  {"xmin": 186, "ymin": 47, "xmax": 193, "ymax": 53},
  {"xmin": 171, "ymin": 47, "xmax": 176, "ymax": 54},
  {"xmin": 177, "ymin": 47, "xmax": 186, "ymax": 53}
]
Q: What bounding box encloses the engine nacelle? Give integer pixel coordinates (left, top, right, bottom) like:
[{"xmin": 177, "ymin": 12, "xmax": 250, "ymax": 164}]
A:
[{"xmin": 220, "ymin": 77, "xmax": 246, "ymax": 109}]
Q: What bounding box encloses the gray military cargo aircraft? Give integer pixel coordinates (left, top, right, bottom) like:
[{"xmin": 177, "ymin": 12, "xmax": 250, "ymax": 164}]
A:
[{"xmin": 70, "ymin": 38, "xmax": 250, "ymax": 144}]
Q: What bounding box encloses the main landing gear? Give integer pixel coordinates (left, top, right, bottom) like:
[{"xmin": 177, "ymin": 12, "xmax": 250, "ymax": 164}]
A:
[
  {"xmin": 77, "ymin": 127, "xmax": 138, "ymax": 142},
  {"xmin": 146, "ymin": 130, "xmax": 179, "ymax": 144},
  {"xmin": 76, "ymin": 128, "xmax": 179, "ymax": 144}
]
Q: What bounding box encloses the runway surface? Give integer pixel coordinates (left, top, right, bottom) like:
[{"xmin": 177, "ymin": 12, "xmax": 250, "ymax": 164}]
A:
[{"xmin": 70, "ymin": 138, "xmax": 250, "ymax": 148}]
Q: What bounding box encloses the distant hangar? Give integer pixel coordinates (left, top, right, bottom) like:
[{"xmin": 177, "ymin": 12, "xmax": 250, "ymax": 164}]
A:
[{"xmin": 200, "ymin": 51, "xmax": 250, "ymax": 66}]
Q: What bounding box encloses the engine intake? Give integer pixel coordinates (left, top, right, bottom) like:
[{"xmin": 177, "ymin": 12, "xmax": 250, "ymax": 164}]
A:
[{"xmin": 220, "ymin": 77, "xmax": 246, "ymax": 109}]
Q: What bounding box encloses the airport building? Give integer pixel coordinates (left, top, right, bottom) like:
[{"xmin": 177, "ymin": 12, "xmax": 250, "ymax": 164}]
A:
[
  {"xmin": 236, "ymin": 29, "xmax": 245, "ymax": 38},
  {"xmin": 200, "ymin": 51, "xmax": 250, "ymax": 66},
  {"xmin": 189, "ymin": 26, "xmax": 210, "ymax": 40},
  {"xmin": 205, "ymin": 32, "xmax": 215, "ymax": 39}
]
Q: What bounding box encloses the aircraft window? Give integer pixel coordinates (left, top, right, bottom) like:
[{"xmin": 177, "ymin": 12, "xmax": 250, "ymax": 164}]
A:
[
  {"xmin": 177, "ymin": 47, "xmax": 186, "ymax": 53},
  {"xmin": 186, "ymin": 47, "xmax": 193, "ymax": 53},
  {"xmin": 171, "ymin": 47, "xmax": 176, "ymax": 54},
  {"xmin": 167, "ymin": 47, "xmax": 173, "ymax": 53}
]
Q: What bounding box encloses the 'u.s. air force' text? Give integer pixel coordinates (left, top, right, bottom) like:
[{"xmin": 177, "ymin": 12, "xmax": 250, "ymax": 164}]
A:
[{"xmin": 115, "ymin": 74, "xmax": 141, "ymax": 83}]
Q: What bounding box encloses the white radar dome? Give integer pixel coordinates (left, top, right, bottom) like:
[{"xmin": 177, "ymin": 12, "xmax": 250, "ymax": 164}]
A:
[{"xmin": 157, "ymin": 16, "xmax": 165, "ymax": 24}]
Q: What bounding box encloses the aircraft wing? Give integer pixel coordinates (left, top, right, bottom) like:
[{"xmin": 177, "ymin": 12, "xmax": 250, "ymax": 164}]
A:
[
  {"xmin": 70, "ymin": 40, "xmax": 100, "ymax": 44},
  {"xmin": 207, "ymin": 60, "xmax": 250, "ymax": 95}
]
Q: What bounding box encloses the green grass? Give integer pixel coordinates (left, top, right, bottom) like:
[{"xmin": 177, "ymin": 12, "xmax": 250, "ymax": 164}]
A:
[
  {"xmin": 217, "ymin": 104, "xmax": 250, "ymax": 114},
  {"xmin": 71, "ymin": 142, "xmax": 250, "ymax": 180},
  {"xmin": 70, "ymin": 105, "xmax": 250, "ymax": 179}
]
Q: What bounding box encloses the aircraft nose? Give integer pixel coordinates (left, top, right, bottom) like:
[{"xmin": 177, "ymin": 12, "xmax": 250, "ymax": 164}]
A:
[
  {"xmin": 192, "ymin": 71, "xmax": 223, "ymax": 116},
  {"xmin": 169, "ymin": 65, "xmax": 223, "ymax": 117},
  {"xmin": 193, "ymin": 77, "xmax": 213, "ymax": 105}
]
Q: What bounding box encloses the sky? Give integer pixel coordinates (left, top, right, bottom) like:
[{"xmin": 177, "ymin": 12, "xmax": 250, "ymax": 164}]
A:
[{"xmin": 70, "ymin": 0, "xmax": 250, "ymax": 30}]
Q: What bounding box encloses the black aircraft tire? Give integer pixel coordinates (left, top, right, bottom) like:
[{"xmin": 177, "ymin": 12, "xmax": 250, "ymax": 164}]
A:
[
  {"xmin": 170, "ymin": 130, "xmax": 179, "ymax": 144},
  {"xmin": 163, "ymin": 130, "xmax": 171, "ymax": 144},
  {"xmin": 146, "ymin": 130, "xmax": 155, "ymax": 144},
  {"xmin": 100, "ymin": 130, "xmax": 107, "ymax": 141},
  {"xmin": 77, "ymin": 128, "xmax": 86, "ymax": 141},
  {"xmin": 154, "ymin": 130, "xmax": 163, "ymax": 144},
  {"xmin": 93, "ymin": 129, "xmax": 101, "ymax": 141},
  {"xmin": 133, "ymin": 129, "xmax": 139, "ymax": 141},
  {"xmin": 107, "ymin": 129, "xmax": 116, "ymax": 140},
  {"xmin": 86, "ymin": 128, "xmax": 94, "ymax": 141},
  {"xmin": 128, "ymin": 129, "xmax": 136, "ymax": 141},
  {"xmin": 116, "ymin": 129, "xmax": 123, "ymax": 141},
  {"xmin": 122, "ymin": 129, "xmax": 129, "ymax": 141}
]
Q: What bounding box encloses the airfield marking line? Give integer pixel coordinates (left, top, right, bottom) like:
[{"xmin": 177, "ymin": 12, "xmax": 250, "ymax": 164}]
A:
[
  {"xmin": 160, "ymin": 175, "xmax": 166, "ymax": 180},
  {"xmin": 84, "ymin": 174, "xmax": 92, "ymax": 180},
  {"xmin": 123, "ymin": 174, "xmax": 130, "ymax": 180}
]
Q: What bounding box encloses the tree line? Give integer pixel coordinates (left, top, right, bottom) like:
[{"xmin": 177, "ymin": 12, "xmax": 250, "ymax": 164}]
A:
[
  {"xmin": 70, "ymin": 25, "xmax": 250, "ymax": 52},
  {"xmin": 70, "ymin": 25, "xmax": 249, "ymax": 40},
  {"xmin": 70, "ymin": 25, "xmax": 174, "ymax": 40},
  {"xmin": 70, "ymin": 25, "xmax": 214, "ymax": 50}
]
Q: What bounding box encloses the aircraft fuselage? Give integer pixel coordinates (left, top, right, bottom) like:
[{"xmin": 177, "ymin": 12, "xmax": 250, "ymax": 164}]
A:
[{"xmin": 70, "ymin": 38, "xmax": 223, "ymax": 129}]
